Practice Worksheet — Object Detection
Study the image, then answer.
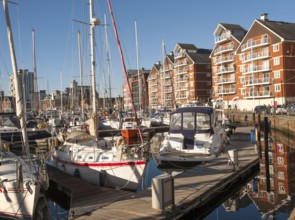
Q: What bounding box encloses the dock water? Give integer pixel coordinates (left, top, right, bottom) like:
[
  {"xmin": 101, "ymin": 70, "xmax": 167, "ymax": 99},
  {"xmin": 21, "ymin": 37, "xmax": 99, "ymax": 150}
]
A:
[{"xmin": 47, "ymin": 125, "xmax": 259, "ymax": 219}]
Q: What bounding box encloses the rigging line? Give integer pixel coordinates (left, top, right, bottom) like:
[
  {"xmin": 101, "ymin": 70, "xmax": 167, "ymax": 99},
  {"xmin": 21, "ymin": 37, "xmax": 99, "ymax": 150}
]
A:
[
  {"xmin": 15, "ymin": 0, "xmax": 24, "ymax": 69},
  {"xmin": 107, "ymin": 0, "xmax": 143, "ymax": 143}
]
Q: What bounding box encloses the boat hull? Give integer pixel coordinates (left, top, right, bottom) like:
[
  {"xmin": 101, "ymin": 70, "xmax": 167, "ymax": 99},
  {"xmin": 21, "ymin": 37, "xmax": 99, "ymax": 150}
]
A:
[
  {"xmin": 47, "ymin": 155, "xmax": 147, "ymax": 191},
  {"xmin": 0, "ymin": 178, "xmax": 40, "ymax": 219}
]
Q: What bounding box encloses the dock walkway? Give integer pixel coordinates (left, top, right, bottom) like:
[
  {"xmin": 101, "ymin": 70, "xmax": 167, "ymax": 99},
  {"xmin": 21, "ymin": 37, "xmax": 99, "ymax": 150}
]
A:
[{"xmin": 65, "ymin": 125, "xmax": 259, "ymax": 220}]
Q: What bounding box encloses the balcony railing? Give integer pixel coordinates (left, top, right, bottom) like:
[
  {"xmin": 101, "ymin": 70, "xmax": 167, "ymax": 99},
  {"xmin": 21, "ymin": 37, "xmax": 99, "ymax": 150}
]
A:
[
  {"xmin": 174, "ymin": 61, "xmax": 187, "ymax": 67},
  {"xmin": 175, "ymin": 77, "xmax": 189, "ymax": 83},
  {"xmin": 160, "ymin": 67, "xmax": 172, "ymax": 72},
  {"xmin": 161, "ymin": 73, "xmax": 171, "ymax": 79},
  {"xmin": 241, "ymin": 64, "xmax": 271, "ymax": 75},
  {"xmin": 243, "ymin": 90, "xmax": 272, "ymax": 98},
  {"xmin": 241, "ymin": 37, "xmax": 270, "ymax": 51},
  {"xmin": 174, "ymin": 52, "xmax": 185, "ymax": 59},
  {"xmin": 215, "ymin": 31, "xmax": 231, "ymax": 43},
  {"xmin": 214, "ymin": 55, "xmax": 234, "ymax": 65},
  {"xmin": 215, "ymin": 77, "xmax": 235, "ymax": 85},
  {"xmin": 148, "ymin": 75, "xmax": 157, "ymax": 80},
  {"xmin": 175, "ymin": 85, "xmax": 188, "ymax": 91},
  {"xmin": 215, "ymin": 66, "xmax": 235, "ymax": 75},
  {"xmin": 216, "ymin": 87, "xmax": 236, "ymax": 95},
  {"xmin": 214, "ymin": 43, "xmax": 234, "ymax": 55},
  {"xmin": 149, "ymin": 82, "xmax": 158, "ymax": 86},
  {"xmin": 242, "ymin": 50, "xmax": 270, "ymax": 63},
  {"xmin": 174, "ymin": 68, "xmax": 188, "ymax": 75},
  {"xmin": 243, "ymin": 77, "xmax": 270, "ymax": 86},
  {"xmin": 175, "ymin": 94, "xmax": 188, "ymax": 100}
]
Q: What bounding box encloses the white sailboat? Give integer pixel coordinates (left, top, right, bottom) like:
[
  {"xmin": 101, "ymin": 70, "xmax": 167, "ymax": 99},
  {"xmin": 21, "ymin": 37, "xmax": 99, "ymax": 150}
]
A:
[
  {"xmin": 47, "ymin": 0, "xmax": 149, "ymax": 191},
  {"xmin": 0, "ymin": 0, "xmax": 48, "ymax": 219}
]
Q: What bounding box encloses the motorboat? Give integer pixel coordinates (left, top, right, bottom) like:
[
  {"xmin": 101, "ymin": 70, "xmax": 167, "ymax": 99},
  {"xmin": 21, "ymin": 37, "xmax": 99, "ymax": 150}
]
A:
[{"xmin": 157, "ymin": 106, "xmax": 228, "ymax": 167}]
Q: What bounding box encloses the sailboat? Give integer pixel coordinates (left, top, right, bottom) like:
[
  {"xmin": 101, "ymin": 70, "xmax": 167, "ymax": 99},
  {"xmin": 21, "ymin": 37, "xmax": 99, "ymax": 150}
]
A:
[
  {"xmin": 47, "ymin": 0, "xmax": 149, "ymax": 191},
  {"xmin": 0, "ymin": 0, "xmax": 48, "ymax": 219}
]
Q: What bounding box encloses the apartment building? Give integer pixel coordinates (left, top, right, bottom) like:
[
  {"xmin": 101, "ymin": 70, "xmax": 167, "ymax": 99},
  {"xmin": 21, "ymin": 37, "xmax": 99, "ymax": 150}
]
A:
[
  {"xmin": 211, "ymin": 23, "xmax": 247, "ymax": 109},
  {"xmin": 147, "ymin": 43, "xmax": 212, "ymax": 110},
  {"xmin": 212, "ymin": 14, "xmax": 295, "ymax": 111},
  {"xmin": 123, "ymin": 69, "xmax": 150, "ymax": 111}
]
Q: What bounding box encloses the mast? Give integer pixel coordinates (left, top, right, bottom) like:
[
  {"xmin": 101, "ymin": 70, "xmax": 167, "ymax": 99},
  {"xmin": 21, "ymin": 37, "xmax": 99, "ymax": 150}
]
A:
[
  {"xmin": 104, "ymin": 12, "xmax": 112, "ymax": 109},
  {"xmin": 77, "ymin": 31, "xmax": 84, "ymax": 120},
  {"xmin": 89, "ymin": 0, "xmax": 100, "ymax": 136},
  {"xmin": 32, "ymin": 29, "xmax": 39, "ymax": 114},
  {"xmin": 60, "ymin": 71, "xmax": 63, "ymax": 112},
  {"xmin": 162, "ymin": 40, "xmax": 166, "ymax": 110},
  {"xmin": 135, "ymin": 20, "xmax": 141, "ymax": 112},
  {"xmin": 3, "ymin": 0, "xmax": 30, "ymax": 159},
  {"xmin": 107, "ymin": 0, "xmax": 144, "ymax": 143}
]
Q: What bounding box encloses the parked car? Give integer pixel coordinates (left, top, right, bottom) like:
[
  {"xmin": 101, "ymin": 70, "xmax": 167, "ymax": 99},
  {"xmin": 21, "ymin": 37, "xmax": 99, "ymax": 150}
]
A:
[
  {"xmin": 275, "ymin": 104, "xmax": 287, "ymax": 115},
  {"xmin": 254, "ymin": 105, "xmax": 268, "ymax": 114}
]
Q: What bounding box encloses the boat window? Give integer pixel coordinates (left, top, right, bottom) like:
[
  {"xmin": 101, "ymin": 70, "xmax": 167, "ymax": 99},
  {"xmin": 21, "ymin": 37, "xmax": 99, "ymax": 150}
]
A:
[
  {"xmin": 170, "ymin": 113, "xmax": 182, "ymax": 130},
  {"xmin": 183, "ymin": 112, "xmax": 195, "ymax": 130},
  {"xmin": 196, "ymin": 113, "xmax": 210, "ymax": 130}
]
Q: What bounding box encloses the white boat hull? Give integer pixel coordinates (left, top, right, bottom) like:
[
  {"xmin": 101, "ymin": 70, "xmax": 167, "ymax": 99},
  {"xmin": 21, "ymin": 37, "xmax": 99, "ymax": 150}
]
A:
[{"xmin": 47, "ymin": 155, "xmax": 147, "ymax": 191}]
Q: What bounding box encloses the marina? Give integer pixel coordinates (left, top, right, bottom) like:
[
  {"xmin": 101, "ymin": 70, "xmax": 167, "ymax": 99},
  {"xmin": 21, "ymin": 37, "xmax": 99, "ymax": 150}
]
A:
[{"xmin": 45, "ymin": 125, "xmax": 258, "ymax": 219}]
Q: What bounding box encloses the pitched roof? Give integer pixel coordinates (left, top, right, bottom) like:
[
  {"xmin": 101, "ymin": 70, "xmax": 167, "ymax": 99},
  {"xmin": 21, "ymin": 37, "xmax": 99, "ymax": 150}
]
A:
[
  {"xmin": 257, "ymin": 19, "xmax": 295, "ymax": 40},
  {"xmin": 176, "ymin": 43, "xmax": 198, "ymax": 51},
  {"xmin": 219, "ymin": 23, "xmax": 247, "ymax": 42},
  {"xmin": 187, "ymin": 52, "xmax": 211, "ymax": 63}
]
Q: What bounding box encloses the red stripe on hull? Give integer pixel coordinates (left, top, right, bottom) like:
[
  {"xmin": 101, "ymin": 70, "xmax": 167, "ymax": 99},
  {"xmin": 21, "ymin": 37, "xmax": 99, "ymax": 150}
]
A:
[{"xmin": 51, "ymin": 155, "xmax": 146, "ymax": 167}]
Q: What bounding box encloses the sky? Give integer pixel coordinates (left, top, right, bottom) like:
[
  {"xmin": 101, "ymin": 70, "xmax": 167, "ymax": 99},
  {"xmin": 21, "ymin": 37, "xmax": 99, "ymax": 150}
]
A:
[{"xmin": 0, "ymin": 0, "xmax": 295, "ymax": 97}]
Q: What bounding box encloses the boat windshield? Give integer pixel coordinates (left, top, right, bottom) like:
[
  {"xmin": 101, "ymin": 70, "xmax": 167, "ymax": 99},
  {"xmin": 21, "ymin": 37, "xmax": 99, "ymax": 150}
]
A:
[{"xmin": 170, "ymin": 112, "xmax": 211, "ymax": 131}]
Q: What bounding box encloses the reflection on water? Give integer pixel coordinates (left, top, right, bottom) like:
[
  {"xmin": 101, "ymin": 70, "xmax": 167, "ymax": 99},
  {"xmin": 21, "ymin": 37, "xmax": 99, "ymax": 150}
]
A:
[
  {"xmin": 205, "ymin": 128, "xmax": 295, "ymax": 220},
  {"xmin": 45, "ymin": 129, "xmax": 295, "ymax": 219}
]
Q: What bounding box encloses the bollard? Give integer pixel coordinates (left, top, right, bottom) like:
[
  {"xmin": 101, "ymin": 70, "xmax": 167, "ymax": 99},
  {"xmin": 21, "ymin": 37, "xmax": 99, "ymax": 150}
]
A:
[{"xmin": 228, "ymin": 149, "xmax": 239, "ymax": 171}]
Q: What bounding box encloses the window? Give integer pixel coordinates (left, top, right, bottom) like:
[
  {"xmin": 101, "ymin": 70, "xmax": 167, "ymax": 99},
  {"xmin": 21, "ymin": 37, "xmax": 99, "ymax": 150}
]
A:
[
  {"xmin": 206, "ymin": 73, "xmax": 211, "ymax": 77},
  {"xmin": 190, "ymin": 81, "xmax": 194, "ymax": 86},
  {"xmin": 277, "ymin": 143, "xmax": 284, "ymax": 153},
  {"xmin": 273, "ymin": 44, "xmax": 279, "ymax": 52},
  {"xmin": 278, "ymin": 171, "xmax": 285, "ymax": 180},
  {"xmin": 206, "ymin": 64, "xmax": 211, "ymax": 69},
  {"xmin": 274, "ymin": 70, "xmax": 280, "ymax": 79},
  {"xmin": 190, "ymin": 73, "xmax": 193, "ymax": 78},
  {"xmin": 277, "ymin": 157, "xmax": 284, "ymax": 165},
  {"xmin": 278, "ymin": 184, "xmax": 285, "ymax": 193},
  {"xmin": 206, "ymin": 82, "xmax": 211, "ymax": 86},
  {"xmin": 274, "ymin": 57, "xmax": 280, "ymax": 66},
  {"xmin": 269, "ymin": 165, "xmax": 274, "ymax": 175},
  {"xmin": 241, "ymin": 88, "xmax": 245, "ymax": 95},
  {"xmin": 275, "ymin": 84, "xmax": 281, "ymax": 92}
]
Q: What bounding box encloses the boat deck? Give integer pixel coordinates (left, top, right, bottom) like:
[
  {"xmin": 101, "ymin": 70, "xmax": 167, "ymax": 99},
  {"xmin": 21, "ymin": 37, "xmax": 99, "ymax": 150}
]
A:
[{"xmin": 48, "ymin": 125, "xmax": 258, "ymax": 219}]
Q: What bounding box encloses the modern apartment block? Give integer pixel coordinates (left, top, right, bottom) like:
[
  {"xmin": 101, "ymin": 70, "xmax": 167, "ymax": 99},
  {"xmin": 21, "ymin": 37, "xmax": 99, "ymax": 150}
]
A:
[
  {"xmin": 212, "ymin": 14, "xmax": 295, "ymax": 111},
  {"xmin": 147, "ymin": 43, "xmax": 212, "ymax": 110},
  {"xmin": 211, "ymin": 23, "xmax": 247, "ymax": 109},
  {"xmin": 123, "ymin": 69, "xmax": 150, "ymax": 111}
]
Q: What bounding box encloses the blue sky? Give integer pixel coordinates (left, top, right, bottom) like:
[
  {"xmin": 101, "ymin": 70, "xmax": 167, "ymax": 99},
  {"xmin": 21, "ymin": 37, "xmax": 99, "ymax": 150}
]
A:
[{"xmin": 0, "ymin": 0, "xmax": 294, "ymax": 97}]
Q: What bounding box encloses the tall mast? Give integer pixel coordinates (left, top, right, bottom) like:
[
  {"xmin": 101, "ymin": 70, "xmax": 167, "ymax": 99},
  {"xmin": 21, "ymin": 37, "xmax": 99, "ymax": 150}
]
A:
[
  {"xmin": 3, "ymin": 0, "xmax": 30, "ymax": 159},
  {"xmin": 32, "ymin": 29, "xmax": 39, "ymax": 113},
  {"xmin": 77, "ymin": 31, "xmax": 84, "ymax": 119},
  {"xmin": 135, "ymin": 20, "xmax": 141, "ymax": 111},
  {"xmin": 162, "ymin": 40, "xmax": 166, "ymax": 109},
  {"xmin": 104, "ymin": 12, "xmax": 112, "ymax": 109},
  {"xmin": 89, "ymin": 0, "xmax": 100, "ymax": 136},
  {"xmin": 60, "ymin": 71, "xmax": 63, "ymax": 112}
]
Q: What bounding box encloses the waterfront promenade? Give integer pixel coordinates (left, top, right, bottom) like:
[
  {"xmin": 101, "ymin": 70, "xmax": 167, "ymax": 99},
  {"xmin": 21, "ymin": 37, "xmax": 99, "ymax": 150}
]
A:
[{"xmin": 46, "ymin": 125, "xmax": 258, "ymax": 219}]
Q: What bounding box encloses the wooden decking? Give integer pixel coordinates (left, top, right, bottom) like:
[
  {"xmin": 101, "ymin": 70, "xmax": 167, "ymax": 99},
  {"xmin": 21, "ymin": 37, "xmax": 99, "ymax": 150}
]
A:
[{"xmin": 58, "ymin": 125, "xmax": 258, "ymax": 220}]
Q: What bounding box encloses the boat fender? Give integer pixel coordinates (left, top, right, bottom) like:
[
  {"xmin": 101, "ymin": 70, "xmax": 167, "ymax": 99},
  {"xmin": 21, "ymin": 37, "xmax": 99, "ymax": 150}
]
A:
[{"xmin": 130, "ymin": 147, "xmax": 135, "ymax": 156}]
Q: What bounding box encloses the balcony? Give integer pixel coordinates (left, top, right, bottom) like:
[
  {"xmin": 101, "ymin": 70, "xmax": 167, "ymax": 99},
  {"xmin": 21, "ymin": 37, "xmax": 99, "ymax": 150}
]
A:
[
  {"xmin": 241, "ymin": 37, "xmax": 270, "ymax": 52},
  {"xmin": 149, "ymin": 82, "xmax": 158, "ymax": 86},
  {"xmin": 163, "ymin": 89, "xmax": 172, "ymax": 93},
  {"xmin": 149, "ymin": 88, "xmax": 158, "ymax": 93},
  {"xmin": 160, "ymin": 67, "xmax": 172, "ymax": 72},
  {"xmin": 243, "ymin": 90, "xmax": 272, "ymax": 98},
  {"xmin": 162, "ymin": 82, "xmax": 172, "ymax": 86},
  {"xmin": 216, "ymin": 87, "xmax": 236, "ymax": 95},
  {"xmin": 150, "ymin": 96, "xmax": 158, "ymax": 100},
  {"xmin": 174, "ymin": 52, "xmax": 185, "ymax": 59},
  {"xmin": 242, "ymin": 51, "xmax": 270, "ymax": 63},
  {"xmin": 148, "ymin": 75, "xmax": 157, "ymax": 80},
  {"xmin": 174, "ymin": 68, "xmax": 188, "ymax": 75},
  {"xmin": 214, "ymin": 55, "xmax": 234, "ymax": 65},
  {"xmin": 215, "ymin": 31, "xmax": 231, "ymax": 43},
  {"xmin": 162, "ymin": 96, "xmax": 172, "ymax": 101},
  {"xmin": 215, "ymin": 66, "xmax": 235, "ymax": 75},
  {"xmin": 161, "ymin": 73, "xmax": 171, "ymax": 79},
  {"xmin": 215, "ymin": 77, "xmax": 235, "ymax": 85},
  {"xmin": 214, "ymin": 44, "xmax": 234, "ymax": 55},
  {"xmin": 241, "ymin": 64, "xmax": 271, "ymax": 75},
  {"xmin": 243, "ymin": 77, "xmax": 270, "ymax": 87},
  {"xmin": 174, "ymin": 60, "xmax": 187, "ymax": 67},
  {"xmin": 175, "ymin": 77, "xmax": 189, "ymax": 83},
  {"xmin": 175, "ymin": 85, "xmax": 188, "ymax": 91}
]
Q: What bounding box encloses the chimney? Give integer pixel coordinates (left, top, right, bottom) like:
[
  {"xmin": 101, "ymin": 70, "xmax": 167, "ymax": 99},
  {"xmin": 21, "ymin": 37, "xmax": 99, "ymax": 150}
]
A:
[
  {"xmin": 260, "ymin": 13, "xmax": 269, "ymax": 21},
  {"xmin": 157, "ymin": 61, "xmax": 161, "ymax": 65}
]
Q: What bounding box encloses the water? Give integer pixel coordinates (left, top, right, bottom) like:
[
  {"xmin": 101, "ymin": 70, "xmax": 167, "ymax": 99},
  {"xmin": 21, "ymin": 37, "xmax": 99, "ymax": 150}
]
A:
[{"xmin": 45, "ymin": 130, "xmax": 295, "ymax": 220}]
